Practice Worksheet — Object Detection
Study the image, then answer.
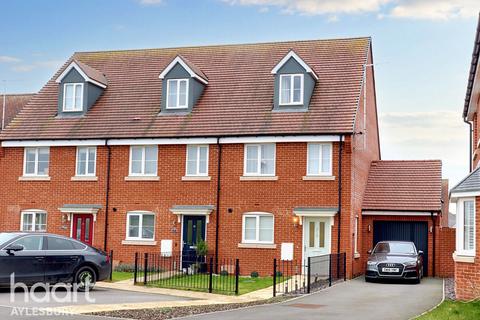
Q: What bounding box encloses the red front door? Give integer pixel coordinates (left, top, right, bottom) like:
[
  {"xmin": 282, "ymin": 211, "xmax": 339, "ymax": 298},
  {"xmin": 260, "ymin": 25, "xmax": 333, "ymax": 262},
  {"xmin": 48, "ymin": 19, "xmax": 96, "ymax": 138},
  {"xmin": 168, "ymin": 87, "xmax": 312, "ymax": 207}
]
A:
[{"xmin": 72, "ymin": 214, "xmax": 94, "ymax": 245}]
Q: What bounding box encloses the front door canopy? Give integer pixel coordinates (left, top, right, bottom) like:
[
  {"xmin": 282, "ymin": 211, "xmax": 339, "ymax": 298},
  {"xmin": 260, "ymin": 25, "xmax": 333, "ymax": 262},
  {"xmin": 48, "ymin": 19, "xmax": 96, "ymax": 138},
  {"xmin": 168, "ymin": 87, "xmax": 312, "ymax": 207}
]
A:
[
  {"xmin": 293, "ymin": 207, "xmax": 338, "ymax": 225},
  {"xmin": 170, "ymin": 205, "xmax": 214, "ymax": 223}
]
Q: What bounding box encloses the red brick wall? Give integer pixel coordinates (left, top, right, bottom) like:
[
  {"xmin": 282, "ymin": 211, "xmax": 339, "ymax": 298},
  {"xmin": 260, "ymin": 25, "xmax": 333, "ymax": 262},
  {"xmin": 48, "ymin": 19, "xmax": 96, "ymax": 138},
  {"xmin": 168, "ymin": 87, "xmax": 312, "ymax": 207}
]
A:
[
  {"xmin": 351, "ymin": 47, "xmax": 381, "ymax": 276},
  {"xmin": 436, "ymin": 227, "xmax": 455, "ymax": 277},
  {"xmin": 454, "ymin": 196, "xmax": 480, "ymax": 300}
]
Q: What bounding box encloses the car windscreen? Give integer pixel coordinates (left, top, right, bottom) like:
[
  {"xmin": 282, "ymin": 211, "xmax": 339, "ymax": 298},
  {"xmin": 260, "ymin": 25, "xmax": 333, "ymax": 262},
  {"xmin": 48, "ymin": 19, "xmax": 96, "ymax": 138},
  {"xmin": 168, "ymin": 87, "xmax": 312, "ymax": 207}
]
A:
[
  {"xmin": 0, "ymin": 233, "xmax": 20, "ymax": 246},
  {"xmin": 373, "ymin": 242, "xmax": 416, "ymax": 255}
]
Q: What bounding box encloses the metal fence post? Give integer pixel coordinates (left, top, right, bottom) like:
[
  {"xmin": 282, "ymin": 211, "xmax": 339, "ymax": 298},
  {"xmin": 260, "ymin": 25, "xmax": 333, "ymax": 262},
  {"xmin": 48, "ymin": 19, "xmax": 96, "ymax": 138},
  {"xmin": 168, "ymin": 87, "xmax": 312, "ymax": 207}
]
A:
[
  {"xmin": 133, "ymin": 252, "xmax": 138, "ymax": 285},
  {"xmin": 273, "ymin": 258, "xmax": 277, "ymax": 297},
  {"xmin": 328, "ymin": 254, "xmax": 332, "ymax": 287},
  {"xmin": 208, "ymin": 256, "xmax": 214, "ymax": 293},
  {"xmin": 307, "ymin": 257, "xmax": 311, "ymax": 293},
  {"xmin": 109, "ymin": 250, "xmax": 114, "ymax": 281},
  {"xmin": 235, "ymin": 259, "xmax": 240, "ymax": 295},
  {"xmin": 143, "ymin": 253, "xmax": 149, "ymax": 285},
  {"xmin": 343, "ymin": 252, "xmax": 347, "ymax": 281}
]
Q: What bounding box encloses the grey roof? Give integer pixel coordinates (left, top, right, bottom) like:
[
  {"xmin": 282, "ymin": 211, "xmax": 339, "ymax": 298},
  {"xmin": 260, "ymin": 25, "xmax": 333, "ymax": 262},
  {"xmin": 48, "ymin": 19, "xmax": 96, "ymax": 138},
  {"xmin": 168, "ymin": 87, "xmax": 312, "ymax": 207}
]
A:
[
  {"xmin": 170, "ymin": 205, "xmax": 215, "ymax": 211},
  {"xmin": 61, "ymin": 204, "xmax": 103, "ymax": 209},
  {"xmin": 451, "ymin": 166, "xmax": 480, "ymax": 193},
  {"xmin": 293, "ymin": 207, "xmax": 339, "ymax": 212}
]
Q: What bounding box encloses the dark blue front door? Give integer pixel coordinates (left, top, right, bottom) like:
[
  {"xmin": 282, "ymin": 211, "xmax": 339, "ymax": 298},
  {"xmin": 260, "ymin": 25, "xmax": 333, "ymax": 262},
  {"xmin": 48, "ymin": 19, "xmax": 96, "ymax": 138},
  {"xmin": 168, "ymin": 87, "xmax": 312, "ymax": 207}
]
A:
[{"xmin": 182, "ymin": 216, "xmax": 206, "ymax": 269}]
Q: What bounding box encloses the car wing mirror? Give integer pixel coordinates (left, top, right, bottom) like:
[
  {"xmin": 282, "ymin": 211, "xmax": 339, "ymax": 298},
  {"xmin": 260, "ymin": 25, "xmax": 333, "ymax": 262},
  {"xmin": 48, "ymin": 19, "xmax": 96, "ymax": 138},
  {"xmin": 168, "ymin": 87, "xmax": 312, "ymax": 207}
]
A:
[
  {"xmin": 418, "ymin": 250, "xmax": 424, "ymax": 255},
  {"xmin": 5, "ymin": 244, "xmax": 24, "ymax": 254},
  {"xmin": 367, "ymin": 249, "xmax": 372, "ymax": 254}
]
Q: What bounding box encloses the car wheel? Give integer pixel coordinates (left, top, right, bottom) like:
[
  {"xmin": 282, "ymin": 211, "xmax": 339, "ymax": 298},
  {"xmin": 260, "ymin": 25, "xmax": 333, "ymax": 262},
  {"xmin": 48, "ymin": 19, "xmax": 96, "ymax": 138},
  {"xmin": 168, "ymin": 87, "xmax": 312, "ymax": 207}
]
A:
[{"xmin": 75, "ymin": 266, "xmax": 96, "ymax": 292}]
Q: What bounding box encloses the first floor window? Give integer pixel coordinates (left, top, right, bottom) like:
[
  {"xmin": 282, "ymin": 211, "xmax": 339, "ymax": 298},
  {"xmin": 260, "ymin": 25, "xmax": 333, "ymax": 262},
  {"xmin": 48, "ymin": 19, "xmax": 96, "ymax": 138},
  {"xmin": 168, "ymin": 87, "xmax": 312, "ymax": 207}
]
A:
[
  {"xmin": 126, "ymin": 212, "xmax": 155, "ymax": 240},
  {"xmin": 279, "ymin": 74, "xmax": 303, "ymax": 105},
  {"xmin": 76, "ymin": 146, "xmax": 96, "ymax": 176},
  {"xmin": 24, "ymin": 147, "xmax": 49, "ymax": 176},
  {"xmin": 463, "ymin": 200, "xmax": 475, "ymax": 251},
  {"xmin": 63, "ymin": 83, "xmax": 83, "ymax": 111},
  {"xmin": 242, "ymin": 213, "xmax": 274, "ymax": 243},
  {"xmin": 21, "ymin": 211, "xmax": 47, "ymax": 232},
  {"xmin": 307, "ymin": 143, "xmax": 332, "ymax": 176},
  {"xmin": 167, "ymin": 79, "xmax": 188, "ymax": 109},
  {"xmin": 244, "ymin": 144, "xmax": 275, "ymax": 176},
  {"xmin": 186, "ymin": 145, "xmax": 209, "ymax": 176},
  {"xmin": 130, "ymin": 146, "xmax": 158, "ymax": 176}
]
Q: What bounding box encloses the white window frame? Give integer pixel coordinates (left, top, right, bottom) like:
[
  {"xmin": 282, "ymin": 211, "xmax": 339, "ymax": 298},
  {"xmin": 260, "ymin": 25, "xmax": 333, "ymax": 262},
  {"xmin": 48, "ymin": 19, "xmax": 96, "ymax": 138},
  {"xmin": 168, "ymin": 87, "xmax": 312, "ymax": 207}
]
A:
[
  {"xmin": 75, "ymin": 146, "xmax": 97, "ymax": 177},
  {"xmin": 279, "ymin": 74, "xmax": 304, "ymax": 105},
  {"xmin": 185, "ymin": 145, "xmax": 209, "ymax": 176},
  {"xmin": 241, "ymin": 212, "xmax": 274, "ymax": 244},
  {"xmin": 306, "ymin": 143, "xmax": 333, "ymax": 176},
  {"xmin": 243, "ymin": 143, "xmax": 276, "ymax": 176},
  {"xmin": 23, "ymin": 147, "xmax": 50, "ymax": 177},
  {"xmin": 20, "ymin": 210, "xmax": 47, "ymax": 232},
  {"xmin": 129, "ymin": 145, "xmax": 158, "ymax": 176},
  {"xmin": 62, "ymin": 83, "xmax": 84, "ymax": 112},
  {"xmin": 354, "ymin": 216, "xmax": 359, "ymax": 254},
  {"xmin": 166, "ymin": 79, "xmax": 189, "ymax": 109},
  {"xmin": 456, "ymin": 198, "xmax": 476, "ymax": 256},
  {"xmin": 125, "ymin": 211, "xmax": 156, "ymax": 241}
]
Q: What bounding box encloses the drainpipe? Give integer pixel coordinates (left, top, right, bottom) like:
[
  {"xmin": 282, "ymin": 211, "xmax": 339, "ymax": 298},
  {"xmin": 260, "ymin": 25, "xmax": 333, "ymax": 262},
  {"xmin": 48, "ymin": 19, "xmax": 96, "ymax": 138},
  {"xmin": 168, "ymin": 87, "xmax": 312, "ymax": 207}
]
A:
[
  {"xmin": 464, "ymin": 117, "xmax": 473, "ymax": 172},
  {"xmin": 431, "ymin": 212, "xmax": 436, "ymax": 277},
  {"xmin": 337, "ymin": 135, "xmax": 344, "ymax": 254},
  {"xmin": 103, "ymin": 141, "xmax": 112, "ymax": 252},
  {"xmin": 214, "ymin": 138, "xmax": 222, "ymax": 273}
]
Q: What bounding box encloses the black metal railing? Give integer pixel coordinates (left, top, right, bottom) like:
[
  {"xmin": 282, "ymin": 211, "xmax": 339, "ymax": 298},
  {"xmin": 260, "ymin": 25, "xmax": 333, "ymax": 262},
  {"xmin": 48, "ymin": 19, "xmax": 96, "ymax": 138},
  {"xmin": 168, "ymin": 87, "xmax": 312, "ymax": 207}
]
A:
[
  {"xmin": 273, "ymin": 252, "xmax": 346, "ymax": 296},
  {"xmin": 133, "ymin": 252, "xmax": 240, "ymax": 295}
]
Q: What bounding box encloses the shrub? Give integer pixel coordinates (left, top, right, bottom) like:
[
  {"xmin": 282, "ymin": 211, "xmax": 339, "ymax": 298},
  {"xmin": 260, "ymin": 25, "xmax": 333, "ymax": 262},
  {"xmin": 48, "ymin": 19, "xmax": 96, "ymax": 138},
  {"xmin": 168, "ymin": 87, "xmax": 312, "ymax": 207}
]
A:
[
  {"xmin": 250, "ymin": 271, "xmax": 259, "ymax": 278},
  {"xmin": 196, "ymin": 240, "xmax": 208, "ymax": 256},
  {"xmin": 114, "ymin": 263, "xmax": 136, "ymax": 273},
  {"xmin": 220, "ymin": 270, "xmax": 229, "ymax": 276}
]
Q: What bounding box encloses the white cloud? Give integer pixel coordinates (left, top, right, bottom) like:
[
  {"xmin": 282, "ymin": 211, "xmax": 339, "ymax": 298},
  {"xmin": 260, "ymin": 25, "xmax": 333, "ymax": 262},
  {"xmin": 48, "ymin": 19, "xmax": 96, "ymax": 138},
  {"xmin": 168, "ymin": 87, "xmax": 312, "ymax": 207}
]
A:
[
  {"xmin": 0, "ymin": 55, "xmax": 21, "ymax": 63},
  {"xmin": 138, "ymin": 0, "xmax": 163, "ymax": 5},
  {"xmin": 221, "ymin": 0, "xmax": 480, "ymax": 20},
  {"xmin": 379, "ymin": 111, "xmax": 469, "ymax": 185},
  {"xmin": 11, "ymin": 60, "xmax": 63, "ymax": 73}
]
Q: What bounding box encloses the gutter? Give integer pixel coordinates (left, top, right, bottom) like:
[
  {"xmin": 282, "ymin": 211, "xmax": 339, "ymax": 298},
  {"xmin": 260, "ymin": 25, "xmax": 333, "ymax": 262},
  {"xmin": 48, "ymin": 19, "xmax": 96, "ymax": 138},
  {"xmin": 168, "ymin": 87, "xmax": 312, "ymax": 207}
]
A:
[
  {"xmin": 464, "ymin": 117, "xmax": 473, "ymax": 172},
  {"xmin": 103, "ymin": 141, "xmax": 112, "ymax": 251}
]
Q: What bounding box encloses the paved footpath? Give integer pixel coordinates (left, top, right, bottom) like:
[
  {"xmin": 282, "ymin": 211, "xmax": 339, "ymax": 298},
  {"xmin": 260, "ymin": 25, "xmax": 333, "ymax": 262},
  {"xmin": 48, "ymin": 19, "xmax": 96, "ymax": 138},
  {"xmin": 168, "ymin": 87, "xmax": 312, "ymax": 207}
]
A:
[{"xmin": 184, "ymin": 277, "xmax": 444, "ymax": 320}]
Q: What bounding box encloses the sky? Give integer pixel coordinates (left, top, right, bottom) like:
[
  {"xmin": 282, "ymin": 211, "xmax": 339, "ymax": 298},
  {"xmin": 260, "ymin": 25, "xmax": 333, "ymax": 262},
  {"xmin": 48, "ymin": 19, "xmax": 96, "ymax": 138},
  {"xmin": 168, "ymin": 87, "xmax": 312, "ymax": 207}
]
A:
[{"xmin": 1, "ymin": 0, "xmax": 479, "ymax": 186}]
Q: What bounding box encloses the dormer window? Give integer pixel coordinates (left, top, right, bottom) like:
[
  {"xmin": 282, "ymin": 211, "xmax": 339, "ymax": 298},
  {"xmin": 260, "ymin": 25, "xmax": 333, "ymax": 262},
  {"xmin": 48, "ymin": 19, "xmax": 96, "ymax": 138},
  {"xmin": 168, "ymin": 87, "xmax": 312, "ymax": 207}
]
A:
[
  {"xmin": 279, "ymin": 74, "xmax": 303, "ymax": 105},
  {"xmin": 63, "ymin": 83, "xmax": 84, "ymax": 112},
  {"xmin": 166, "ymin": 79, "xmax": 189, "ymax": 109}
]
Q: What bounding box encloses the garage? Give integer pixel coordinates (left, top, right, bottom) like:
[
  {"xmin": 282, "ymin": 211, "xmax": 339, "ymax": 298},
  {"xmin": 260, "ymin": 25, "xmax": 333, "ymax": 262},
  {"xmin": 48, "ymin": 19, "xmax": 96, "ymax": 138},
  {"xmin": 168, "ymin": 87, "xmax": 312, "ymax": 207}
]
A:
[{"xmin": 373, "ymin": 221, "xmax": 429, "ymax": 276}]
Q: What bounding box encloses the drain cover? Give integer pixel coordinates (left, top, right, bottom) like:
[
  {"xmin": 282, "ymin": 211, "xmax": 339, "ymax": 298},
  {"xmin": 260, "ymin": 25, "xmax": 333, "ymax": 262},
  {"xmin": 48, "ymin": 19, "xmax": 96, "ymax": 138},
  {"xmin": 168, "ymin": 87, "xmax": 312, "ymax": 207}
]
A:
[{"xmin": 286, "ymin": 303, "xmax": 324, "ymax": 309}]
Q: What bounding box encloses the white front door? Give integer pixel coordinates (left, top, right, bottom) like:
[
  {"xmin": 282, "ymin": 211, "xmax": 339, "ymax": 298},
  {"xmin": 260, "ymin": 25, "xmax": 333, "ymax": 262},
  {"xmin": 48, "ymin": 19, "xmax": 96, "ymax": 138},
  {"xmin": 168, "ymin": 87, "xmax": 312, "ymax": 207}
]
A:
[{"xmin": 303, "ymin": 217, "xmax": 331, "ymax": 259}]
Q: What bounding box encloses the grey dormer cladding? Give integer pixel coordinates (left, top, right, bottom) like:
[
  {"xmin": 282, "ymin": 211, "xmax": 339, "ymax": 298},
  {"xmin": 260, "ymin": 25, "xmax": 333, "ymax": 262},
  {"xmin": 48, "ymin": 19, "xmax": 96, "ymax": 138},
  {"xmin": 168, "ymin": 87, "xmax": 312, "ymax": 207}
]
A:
[
  {"xmin": 159, "ymin": 56, "xmax": 208, "ymax": 114},
  {"xmin": 272, "ymin": 51, "xmax": 318, "ymax": 112},
  {"xmin": 55, "ymin": 62, "xmax": 107, "ymax": 117}
]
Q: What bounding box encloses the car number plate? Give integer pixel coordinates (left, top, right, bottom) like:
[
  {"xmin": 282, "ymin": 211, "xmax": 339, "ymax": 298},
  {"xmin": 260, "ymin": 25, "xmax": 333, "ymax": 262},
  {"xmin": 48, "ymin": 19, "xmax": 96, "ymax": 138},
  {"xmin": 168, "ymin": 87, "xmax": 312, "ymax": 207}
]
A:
[{"xmin": 382, "ymin": 267, "xmax": 399, "ymax": 273}]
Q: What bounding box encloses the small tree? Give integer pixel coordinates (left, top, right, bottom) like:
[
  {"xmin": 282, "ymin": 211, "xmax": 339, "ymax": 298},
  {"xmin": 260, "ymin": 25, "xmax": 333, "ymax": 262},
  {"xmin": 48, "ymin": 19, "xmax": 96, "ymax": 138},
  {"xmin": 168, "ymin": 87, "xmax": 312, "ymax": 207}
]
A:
[{"xmin": 196, "ymin": 240, "xmax": 208, "ymax": 257}]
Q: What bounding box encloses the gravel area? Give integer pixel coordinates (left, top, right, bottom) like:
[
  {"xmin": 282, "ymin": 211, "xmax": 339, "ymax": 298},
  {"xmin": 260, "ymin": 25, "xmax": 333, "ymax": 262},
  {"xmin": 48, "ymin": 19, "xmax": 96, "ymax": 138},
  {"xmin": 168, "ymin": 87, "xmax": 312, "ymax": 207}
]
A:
[
  {"xmin": 90, "ymin": 296, "xmax": 294, "ymax": 320},
  {"xmin": 444, "ymin": 278, "xmax": 455, "ymax": 300}
]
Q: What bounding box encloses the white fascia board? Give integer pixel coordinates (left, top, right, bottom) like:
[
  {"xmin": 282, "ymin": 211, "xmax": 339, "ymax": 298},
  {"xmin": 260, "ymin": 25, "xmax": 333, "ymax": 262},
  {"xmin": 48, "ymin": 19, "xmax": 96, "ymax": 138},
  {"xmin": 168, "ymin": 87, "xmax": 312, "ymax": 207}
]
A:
[
  {"xmin": 362, "ymin": 210, "xmax": 437, "ymax": 216},
  {"xmin": 55, "ymin": 62, "xmax": 107, "ymax": 89},
  {"xmin": 467, "ymin": 59, "xmax": 480, "ymax": 121},
  {"xmin": 450, "ymin": 191, "xmax": 480, "ymax": 200},
  {"xmin": 107, "ymin": 138, "xmax": 217, "ymax": 146},
  {"xmin": 1, "ymin": 139, "xmax": 106, "ymax": 147},
  {"xmin": 219, "ymin": 135, "xmax": 343, "ymax": 144},
  {"xmin": 271, "ymin": 50, "xmax": 319, "ymax": 80},
  {"xmin": 159, "ymin": 56, "xmax": 208, "ymax": 85}
]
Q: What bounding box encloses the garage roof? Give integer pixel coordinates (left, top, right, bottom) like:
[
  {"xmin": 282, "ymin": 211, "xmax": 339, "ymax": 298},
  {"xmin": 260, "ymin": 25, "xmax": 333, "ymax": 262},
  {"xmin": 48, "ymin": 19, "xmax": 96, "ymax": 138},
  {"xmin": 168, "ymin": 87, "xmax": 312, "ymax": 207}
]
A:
[{"xmin": 362, "ymin": 160, "xmax": 443, "ymax": 212}]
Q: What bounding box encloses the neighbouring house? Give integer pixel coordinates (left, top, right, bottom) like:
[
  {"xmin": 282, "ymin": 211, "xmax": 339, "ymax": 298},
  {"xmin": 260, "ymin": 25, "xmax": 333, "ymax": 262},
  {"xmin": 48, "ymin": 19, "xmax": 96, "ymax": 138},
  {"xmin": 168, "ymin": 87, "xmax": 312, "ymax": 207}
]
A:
[
  {"xmin": 450, "ymin": 14, "xmax": 480, "ymax": 300},
  {"xmin": 0, "ymin": 37, "xmax": 450, "ymax": 278},
  {"xmin": 0, "ymin": 94, "xmax": 35, "ymax": 131}
]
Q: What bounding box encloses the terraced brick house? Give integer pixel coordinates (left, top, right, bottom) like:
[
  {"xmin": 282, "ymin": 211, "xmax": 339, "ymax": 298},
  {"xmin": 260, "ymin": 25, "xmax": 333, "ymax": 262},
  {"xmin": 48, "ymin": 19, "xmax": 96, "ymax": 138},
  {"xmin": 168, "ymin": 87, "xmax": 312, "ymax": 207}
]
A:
[
  {"xmin": 450, "ymin": 15, "xmax": 480, "ymax": 300},
  {"xmin": 0, "ymin": 37, "xmax": 451, "ymax": 278}
]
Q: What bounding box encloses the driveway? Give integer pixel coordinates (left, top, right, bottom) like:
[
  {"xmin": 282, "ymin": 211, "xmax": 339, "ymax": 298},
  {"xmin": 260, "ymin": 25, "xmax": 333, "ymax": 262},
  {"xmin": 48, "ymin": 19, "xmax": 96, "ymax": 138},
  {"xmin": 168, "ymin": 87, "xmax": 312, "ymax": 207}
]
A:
[
  {"xmin": 186, "ymin": 277, "xmax": 444, "ymax": 320},
  {"xmin": 0, "ymin": 286, "xmax": 192, "ymax": 319}
]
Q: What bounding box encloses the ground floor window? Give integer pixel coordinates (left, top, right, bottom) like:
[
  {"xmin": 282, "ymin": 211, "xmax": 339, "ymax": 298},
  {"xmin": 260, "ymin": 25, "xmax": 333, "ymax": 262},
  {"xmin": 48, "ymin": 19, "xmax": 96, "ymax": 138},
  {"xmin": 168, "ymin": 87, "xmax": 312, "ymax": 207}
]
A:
[
  {"xmin": 126, "ymin": 211, "xmax": 155, "ymax": 240},
  {"xmin": 21, "ymin": 211, "xmax": 47, "ymax": 232},
  {"xmin": 242, "ymin": 213, "xmax": 274, "ymax": 243}
]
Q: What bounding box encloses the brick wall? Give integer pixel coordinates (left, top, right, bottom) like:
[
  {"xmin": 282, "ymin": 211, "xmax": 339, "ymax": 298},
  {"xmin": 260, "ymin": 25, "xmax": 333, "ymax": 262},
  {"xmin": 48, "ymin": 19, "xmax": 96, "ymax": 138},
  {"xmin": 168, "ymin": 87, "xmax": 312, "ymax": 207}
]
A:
[{"xmin": 436, "ymin": 227, "xmax": 455, "ymax": 277}]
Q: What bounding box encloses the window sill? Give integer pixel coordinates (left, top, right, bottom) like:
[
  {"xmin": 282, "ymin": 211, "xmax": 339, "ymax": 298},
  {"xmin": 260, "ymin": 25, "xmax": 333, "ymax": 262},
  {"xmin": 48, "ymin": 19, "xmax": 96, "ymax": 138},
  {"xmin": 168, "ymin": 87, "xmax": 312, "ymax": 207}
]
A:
[
  {"xmin": 71, "ymin": 176, "xmax": 98, "ymax": 181},
  {"xmin": 124, "ymin": 176, "xmax": 160, "ymax": 181},
  {"xmin": 122, "ymin": 240, "xmax": 157, "ymax": 246},
  {"xmin": 237, "ymin": 243, "xmax": 277, "ymax": 249},
  {"xmin": 354, "ymin": 252, "xmax": 361, "ymax": 259},
  {"xmin": 182, "ymin": 176, "xmax": 212, "ymax": 181},
  {"xmin": 452, "ymin": 252, "xmax": 475, "ymax": 263},
  {"xmin": 240, "ymin": 176, "xmax": 278, "ymax": 181},
  {"xmin": 19, "ymin": 176, "xmax": 51, "ymax": 181},
  {"xmin": 303, "ymin": 175, "xmax": 335, "ymax": 181}
]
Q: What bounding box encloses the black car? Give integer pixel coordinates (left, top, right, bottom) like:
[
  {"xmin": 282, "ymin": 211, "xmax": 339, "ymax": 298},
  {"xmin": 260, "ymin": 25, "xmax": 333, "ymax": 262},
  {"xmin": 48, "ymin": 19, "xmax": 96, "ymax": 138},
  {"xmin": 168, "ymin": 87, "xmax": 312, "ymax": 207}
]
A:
[
  {"xmin": 0, "ymin": 232, "xmax": 111, "ymax": 290},
  {"xmin": 365, "ymin": 241, "xmax": 424, "ymax": 283}
]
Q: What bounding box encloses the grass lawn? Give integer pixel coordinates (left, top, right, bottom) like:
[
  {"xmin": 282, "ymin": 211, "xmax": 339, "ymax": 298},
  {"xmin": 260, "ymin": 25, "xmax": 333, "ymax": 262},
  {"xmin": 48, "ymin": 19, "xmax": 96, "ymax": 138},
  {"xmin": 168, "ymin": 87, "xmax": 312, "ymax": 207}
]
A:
[
  {"xmin": 148, "ymin": 274, "xmax": 273, "ymax": 295},
  {"xmin": 416, "ymin": 300, "xmax": 480, "ymax": 320},
  {"xmin": 110, "ymin": 271, "xmax": 134, "ymax": 282}
]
